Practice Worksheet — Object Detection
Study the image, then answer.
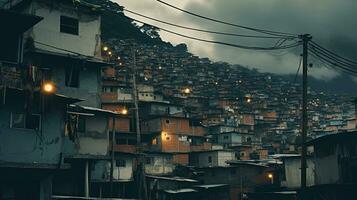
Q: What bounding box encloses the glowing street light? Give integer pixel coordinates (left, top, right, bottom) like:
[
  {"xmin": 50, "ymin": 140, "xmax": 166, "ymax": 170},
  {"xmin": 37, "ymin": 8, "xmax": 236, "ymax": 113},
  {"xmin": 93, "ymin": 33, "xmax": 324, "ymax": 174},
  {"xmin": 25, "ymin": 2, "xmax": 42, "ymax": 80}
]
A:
[
  {"xmin": 103, "ymin": 46, "xmax": 109, "ymax": 51},
  {"xmin": 121, "ymin": 108, "xmax": 128, "ymax": 115},
  {"xmin": 184, "ymin": 88, "xmax": 191, "ymax": 94},
  {"xmin": 268, "ymin": 173, "xmax": 274, "ymax": 184},
  {"xmin": 42, "ymin": 82, "xmax": 56, "ymax": 94},
  {"xmin": 246, "ymin": 98, "xmax": 252, "ymax": 103},
  {"xmin": 108, "ymin": 51, "xmax": 112, "ymax": 56}
]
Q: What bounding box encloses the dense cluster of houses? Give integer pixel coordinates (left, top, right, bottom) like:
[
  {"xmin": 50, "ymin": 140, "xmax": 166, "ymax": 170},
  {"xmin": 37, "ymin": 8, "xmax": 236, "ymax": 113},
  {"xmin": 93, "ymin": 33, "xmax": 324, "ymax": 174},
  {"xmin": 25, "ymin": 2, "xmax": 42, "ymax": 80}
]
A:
[{"xmin": 1, "ymin": 0, "xmax": 357, "ymax": 200}]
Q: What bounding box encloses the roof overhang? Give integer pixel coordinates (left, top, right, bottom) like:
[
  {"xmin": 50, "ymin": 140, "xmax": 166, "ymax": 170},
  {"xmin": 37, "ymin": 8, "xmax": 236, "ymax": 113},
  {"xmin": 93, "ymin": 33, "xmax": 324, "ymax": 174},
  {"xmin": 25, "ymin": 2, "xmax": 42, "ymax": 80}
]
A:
[{"xmin": 0, "ymin": 9, "xmax": 43, "ymax": 33}]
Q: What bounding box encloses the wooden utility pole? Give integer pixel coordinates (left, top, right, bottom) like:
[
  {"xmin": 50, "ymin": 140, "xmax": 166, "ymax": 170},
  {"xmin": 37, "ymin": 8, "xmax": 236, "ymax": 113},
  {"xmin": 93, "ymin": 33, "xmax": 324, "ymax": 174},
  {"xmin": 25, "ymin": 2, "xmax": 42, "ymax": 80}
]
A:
[
  {"xmin": 110, "ymin": 114, "xmax": 116, "ymax": 197},
  {"xmin": 132, "ymin": 45, "xmax": 147, "ymax": 200},
  {"xmin": 132, "ymin": 46, "xmax": 141, "ymax": 145},
  {"xmin": 300, "ymin": 34, "xmax": 312, "ymax": 197}
]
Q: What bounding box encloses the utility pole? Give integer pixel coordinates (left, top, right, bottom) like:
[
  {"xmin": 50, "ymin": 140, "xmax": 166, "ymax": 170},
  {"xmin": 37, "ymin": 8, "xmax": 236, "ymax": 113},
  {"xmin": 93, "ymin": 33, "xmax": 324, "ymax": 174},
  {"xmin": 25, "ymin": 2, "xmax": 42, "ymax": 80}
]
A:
[
  {"xmin": 110, "ymin": 114, "xmax": 116, "ymax": 198},
  {"xmin": 132, "ymin": 45, "xmax": 147, "ymax": 200},
  {"xmin": 300, "ymin": 34, "xmax": 312, "ymax": 197},
  {"xmin": 132, "ymin": 46, "xmax": 141, "ymax": 145}
]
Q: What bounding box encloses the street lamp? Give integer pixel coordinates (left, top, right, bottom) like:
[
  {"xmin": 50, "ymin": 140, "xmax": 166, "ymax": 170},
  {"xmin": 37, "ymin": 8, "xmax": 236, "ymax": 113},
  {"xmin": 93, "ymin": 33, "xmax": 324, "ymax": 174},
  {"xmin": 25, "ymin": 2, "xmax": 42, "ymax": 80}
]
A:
[
  {"xmin": 42, "ymin": 82, "xmax": 56, "ymax": 94},
  {"xmin": 246, "ymin": 98, "xmax": 252, "ymax": 103},
  {"xmin": 268, "ymin": 173, "xmax": 274, "ymax": 184},
  {"xmin": 184, "ymin": 88, "xmax": 191, "ymax": 94},
  {"xmin": 103, "ymin": 46, "xmax": 109, "ymax": 51},
  {"xmin": 121, "ymin": 108, "xmax": 128, "ymax": 115}
]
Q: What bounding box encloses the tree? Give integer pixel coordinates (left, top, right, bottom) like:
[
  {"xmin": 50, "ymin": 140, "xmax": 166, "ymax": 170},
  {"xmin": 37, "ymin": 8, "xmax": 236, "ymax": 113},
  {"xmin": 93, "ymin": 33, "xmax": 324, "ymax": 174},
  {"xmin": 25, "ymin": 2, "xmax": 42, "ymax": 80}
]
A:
[{"xmin": 140, "ymin": 24, "xmax": 161, "ymax": 39}]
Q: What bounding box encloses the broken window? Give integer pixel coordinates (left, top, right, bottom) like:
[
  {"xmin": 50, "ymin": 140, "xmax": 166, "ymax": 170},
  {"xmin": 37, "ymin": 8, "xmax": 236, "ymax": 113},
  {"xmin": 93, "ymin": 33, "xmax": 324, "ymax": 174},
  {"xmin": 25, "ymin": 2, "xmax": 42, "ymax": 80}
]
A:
[
  {"xmin": 10, "ymin": 113, "xmax": 41, "ymax": 130},
  {"xmin": 60, "ymin": 16, "xmax": 79, "ymax": 35},
  {"xmin": 65, "ymin": 66, "xmax": 80, "ymax": 88}
]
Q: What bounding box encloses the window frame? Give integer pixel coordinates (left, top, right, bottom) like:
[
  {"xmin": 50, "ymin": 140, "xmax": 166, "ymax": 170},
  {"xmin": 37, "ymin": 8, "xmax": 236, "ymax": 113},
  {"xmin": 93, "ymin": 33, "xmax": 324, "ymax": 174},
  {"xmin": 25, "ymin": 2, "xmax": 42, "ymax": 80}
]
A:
[
  {"xmin": 116, "ymin": 159, "xmax": 126, "ymax": 167},
  {"xmin": 10, "ymin": 112, "xmax": 41, "ymax": 130},
  {"xmin": 65, "ymin": 66, "xmax": 80, "ymax": 88},
  {"xmin": 60, "ymin": 15, "xmax": 79, "ymax": 35}
]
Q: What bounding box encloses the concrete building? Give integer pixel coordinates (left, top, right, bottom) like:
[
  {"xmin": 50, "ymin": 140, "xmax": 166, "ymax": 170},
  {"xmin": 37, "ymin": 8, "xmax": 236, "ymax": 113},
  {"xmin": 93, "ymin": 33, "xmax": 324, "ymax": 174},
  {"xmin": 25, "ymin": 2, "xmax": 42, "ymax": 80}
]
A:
[
  {"xmin": 303, "ymin": 132, "xmax": 357, "ymax": 199},
  {"xmin": 0, "ymin": 87, "xmax": 81, "ymax": 199},
  {"xmin": 307, "ymin": 132, "xmax": 357, "ymax": 185},
  {"xmin": 10, "ymin": 0, "xmax": 107, "ymax": 107},
  {"xmin": 145, "ymin": 153, "xmax": 175, "ymax": 175},
  {"xmin": 279, "ymin": 155, "xmax": 315, "ymax": 188},
  {"xmin": 189, "ymin": 150, "xmax": 236, "ymax": 168}
]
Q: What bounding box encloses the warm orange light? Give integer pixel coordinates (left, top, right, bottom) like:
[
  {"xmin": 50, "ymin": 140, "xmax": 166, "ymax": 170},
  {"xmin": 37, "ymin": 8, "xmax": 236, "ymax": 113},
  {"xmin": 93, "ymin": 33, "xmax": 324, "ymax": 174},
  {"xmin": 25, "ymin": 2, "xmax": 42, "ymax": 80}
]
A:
[
  {"xmin": 121, "ymin": 108, "xmax": 128, "ymax": 115},
  {"xmin": 268, "ymin": 173, "xmax": 273, "ymax": 179},
  {"xmin": 184, "ymin": 88, "xmax": 191, "ymax": 94},
  {"xmin": 42, "ymin": 82, "xmax": 56, "ymax": 94}
]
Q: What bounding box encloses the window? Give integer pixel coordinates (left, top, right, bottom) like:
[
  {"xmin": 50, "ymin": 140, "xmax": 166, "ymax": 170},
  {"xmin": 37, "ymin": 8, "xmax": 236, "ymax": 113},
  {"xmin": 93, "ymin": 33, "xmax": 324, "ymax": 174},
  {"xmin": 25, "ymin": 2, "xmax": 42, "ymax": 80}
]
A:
[
  {"xmin": 165, "ymin": 119, "xmax": 170, "ymax": 124},
  {"xmin": 224, "ymin": 135, "xmax": 229, "ymax": 140},
  {"xmin": 116, "ymin": 159, "xmax": 126, "ymax": 167},
  {"xmin": 208, "ymin": 156, "xmax": 212, "ymax": 163},
  {"xmin": 60, "ymin": 16, "xmax": 79, "ymax": 35},
  {"xmin": 146, "ymin": 157, "xmax": 152, "ymax": 164},
  {"xmin": 77, "ymin": 115, "xmax": 86, "ymax": 132},
  {"xmin": 65, "ymin": 66, "xmax": 80, "ymax": 87},
  {"xmin": 10, "ymin": 113, "xmax": 41, "ymax": 130}
]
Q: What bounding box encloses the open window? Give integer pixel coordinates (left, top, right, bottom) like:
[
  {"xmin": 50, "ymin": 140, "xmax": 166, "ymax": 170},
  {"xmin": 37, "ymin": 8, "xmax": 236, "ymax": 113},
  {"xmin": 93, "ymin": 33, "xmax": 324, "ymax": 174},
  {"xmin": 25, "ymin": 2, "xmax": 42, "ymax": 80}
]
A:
[{"xmin": 10, "ymin": 113, "xmax": 41, "ymax": 130}]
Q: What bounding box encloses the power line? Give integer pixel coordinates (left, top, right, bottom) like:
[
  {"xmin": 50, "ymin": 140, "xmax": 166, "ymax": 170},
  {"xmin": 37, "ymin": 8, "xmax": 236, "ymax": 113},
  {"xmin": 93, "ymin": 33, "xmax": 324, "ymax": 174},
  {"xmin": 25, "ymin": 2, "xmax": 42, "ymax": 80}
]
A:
[
  {"xmin": 124, "ymin": 8, "xmax": 294, "ymax": 39},
  {"xmin": 310, "ymin": 41, "xmax": 357, "ymax": 65},
  {"xmin": 156, "ymin": 0, "xmax": 298, "ymax": 37},
  {"xmin": 126, "ymin": 16, "xmax": 301, "ymax": 51},
  {"xmin": 310, "ymin": 43, "xmax": 357, "ymax": 67},
  {"xmin": 309, "ymin": 48, "xmax": 357, "ymax": 74},
  {"xmin": 309, "ymin": 46, "xmax": 357, "ymax": 69}
]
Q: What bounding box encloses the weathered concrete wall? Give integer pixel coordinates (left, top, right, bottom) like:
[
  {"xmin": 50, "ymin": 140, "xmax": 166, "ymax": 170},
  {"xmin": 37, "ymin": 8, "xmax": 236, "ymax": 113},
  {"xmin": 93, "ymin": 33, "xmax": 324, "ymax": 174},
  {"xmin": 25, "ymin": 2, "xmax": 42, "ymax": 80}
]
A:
[
  {"xmin": 281, "ymin": 157, "xmax": 315, "ymax": 188},
  {"xmin": 52, "ymin": 64, "xmax": 101, "ymax": 108},
  {"xmin": 217, "ymin": 151, "xmax": 236, "ymax": 166},
  {"xmin": 62, "ymin": 112, "xmax": 109, "ymax": 156},
  {"xmin": 91, "ymin": 156, "xmax": 133, "ymax": 182},
  {"xmin": 217, "ymin": 133, "xmax": 243, "ymax": 146},
  {"xmin": 190, "ymin": 151, "xmax": 234, "ymax": 167},
  {"xmin": 0, "ymin": 94, "xmax": 67, "ymax": 164},
  {"xmin": 28, "ymin": 1, "xmax": 101, "ymax": 58},
  {"xmin": 315, "ymin": 152, "xmax": 339, "ymax": 184},
  {"xmin": 145, "ymin": 154, "xmax": 174, "ymax": 175}
]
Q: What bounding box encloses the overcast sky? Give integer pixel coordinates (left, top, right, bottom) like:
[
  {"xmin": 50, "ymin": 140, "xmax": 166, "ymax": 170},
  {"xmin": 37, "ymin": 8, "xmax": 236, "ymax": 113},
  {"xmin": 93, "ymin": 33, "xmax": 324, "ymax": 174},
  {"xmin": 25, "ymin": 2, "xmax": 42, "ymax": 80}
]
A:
[{"xmin": 115, "ymin": 0, "xmax": 357, "ymax": 80}]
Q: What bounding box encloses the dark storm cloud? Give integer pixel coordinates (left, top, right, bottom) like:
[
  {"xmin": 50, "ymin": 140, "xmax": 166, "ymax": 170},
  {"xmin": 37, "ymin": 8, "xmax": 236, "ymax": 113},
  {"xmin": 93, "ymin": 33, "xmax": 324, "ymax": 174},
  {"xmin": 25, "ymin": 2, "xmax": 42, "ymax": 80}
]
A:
[{"xmin": 183, "ymin": 0, "xmax": 357, "ymax": 77}]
